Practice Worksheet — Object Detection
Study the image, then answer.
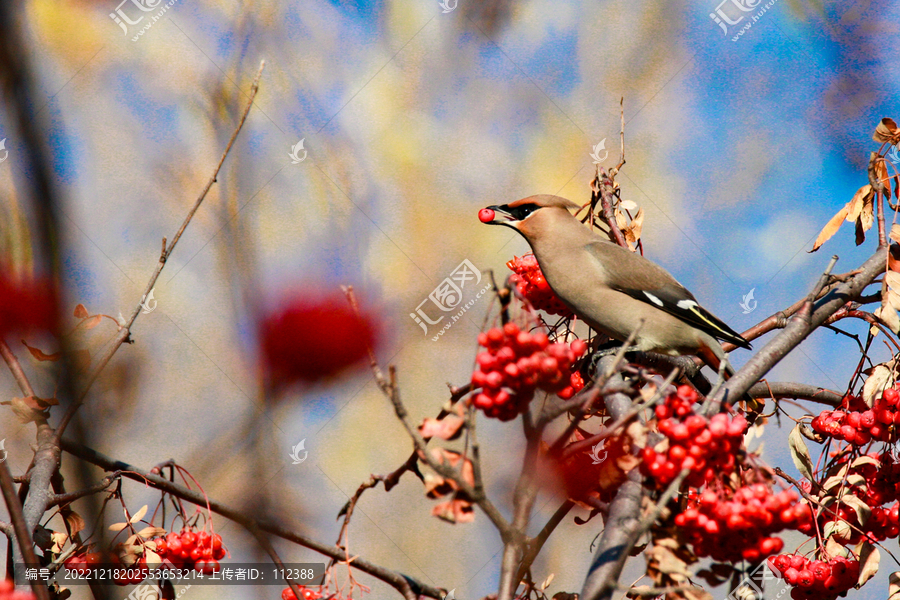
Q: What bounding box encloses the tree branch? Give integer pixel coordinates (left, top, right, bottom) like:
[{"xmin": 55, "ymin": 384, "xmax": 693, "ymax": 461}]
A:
[
  {"xmin": 59, "ymin": 440, "xmax": 441, "ymax": 600},
  {"xmin": 712, "ymin": 248, "xmax": 887, "ymax": 404},
  {"xmin": 0, "ymin": 461, "xmax": 48, "ymax": 599},
  {"xmin": 579, "ymin": 356, "xmax": 644, "ymax": 600}
]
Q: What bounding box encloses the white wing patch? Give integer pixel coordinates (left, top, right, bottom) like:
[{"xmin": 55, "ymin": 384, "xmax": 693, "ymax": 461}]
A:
[
  {"xmin": 676, "ymin": 299, "xmax": 698, "ymax": 310},
  {"xmin": 643, "ymin": 291, "xmax": 664, "ymax": 307}
]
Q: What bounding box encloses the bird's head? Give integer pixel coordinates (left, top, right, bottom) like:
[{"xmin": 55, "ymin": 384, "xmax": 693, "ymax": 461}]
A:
[{"xmin": 478, "ymin": 195, "xmax": 581, "ymax": 239}]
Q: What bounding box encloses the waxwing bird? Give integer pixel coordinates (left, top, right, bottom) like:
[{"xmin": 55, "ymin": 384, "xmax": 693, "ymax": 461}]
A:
[{"xmin": 478, "ymin": 195, "xmax": 751, "ymax": 374}]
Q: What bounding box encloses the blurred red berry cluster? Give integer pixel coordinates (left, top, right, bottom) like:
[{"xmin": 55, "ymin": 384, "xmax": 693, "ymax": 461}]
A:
[
  {"xmin": 0, "ymin": 579, "xmax": 35, "ymax": 600},
  {"xmin": 260, "ymin": 294, "xmax": 377, "ymax": 384},
  {"xmin": 506, "ymin": 255, "xmax": 573, "ymax": 317},
  {"xmin": 281, "ymin": 586, "xmax": 322, "ymax": 600},
  {"xmin": 0, "ymin": 270, "xmax": 56, "ymax": 338},
  {"xmin": 470, "ymin": 323, "xmax": 586, "ymax": 421}
]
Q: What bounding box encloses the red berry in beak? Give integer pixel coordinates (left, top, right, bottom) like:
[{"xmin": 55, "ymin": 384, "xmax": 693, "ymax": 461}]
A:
[{"xmin": 478, "ymin": 208, "xmax": 495, "ymax": 223}]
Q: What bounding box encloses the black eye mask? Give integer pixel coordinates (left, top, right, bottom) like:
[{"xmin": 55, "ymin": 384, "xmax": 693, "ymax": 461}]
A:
[{"xmin": 501, "ymin": 203, "xmax": 540, "ymax": 220}]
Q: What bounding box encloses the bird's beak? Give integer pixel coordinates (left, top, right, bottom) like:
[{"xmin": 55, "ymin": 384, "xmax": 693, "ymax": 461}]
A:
[{"xmin": 482, "ymin": 205, "xmax": 515, "ymax": 225}]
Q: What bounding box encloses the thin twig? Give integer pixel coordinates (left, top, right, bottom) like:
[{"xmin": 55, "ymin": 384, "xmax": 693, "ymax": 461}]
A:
[
  {"xmin": 54, "ymin": 60, "xmax": 267, "ymax": 443},
  {"xmin": 0, "ymin": 340, "xmax": 35, "ymax": 397}
]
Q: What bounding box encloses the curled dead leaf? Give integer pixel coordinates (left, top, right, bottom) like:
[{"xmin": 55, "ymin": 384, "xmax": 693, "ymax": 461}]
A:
[
  {"xmin": 811, "ymin": 205, "xmax": 850, "ymax": 252},
  {"xmin": 21, "ymin": 340, "xmax": 60, "ymax": 362},
  {"xmin": 431, "ymin": 498, "xmax": 475, "ymax": 524},
  {"xmin": 73, "ymin": 304, "xmax": 89, "ymax": 319},
  {"xmin": 874, "ymin": 118, "xmax": 900, "ymax": 144},
  {"xmin": 429, "ymin": 448, "xmax": 475, "ymax": 488},
  {"xmin": 419, "ymin": 414, "xmax": 465, "ymax": 440},
  {"xmin": 2, "ymin": 395, "xmax": 57, "ymax": 423}
]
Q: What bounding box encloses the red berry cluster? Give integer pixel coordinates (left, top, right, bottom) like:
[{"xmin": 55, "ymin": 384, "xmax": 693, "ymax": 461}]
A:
[
  {"xmin": 811, "ymin": 388, "xmax": 900, "ymax": 444},
  {"xmin": 153, "ymin": 529, "xmax": 226, "ymax": 574},
  {"xmin": 471, "ymin": 324, "xmax": 587, "ymax": 420},
  {"xmin": 506, "ymin": 255, "xmax": 573, "ymax": 317},
  {"xmin": 640, "ymin": 385, "xmax": 748, "ymax": 488},
  {"xmin": 282, "ymin": 586, "xmax": 322, "ymax": 600},
  {"xmin": 675, "ymin": 485, "xmax": 810, "ymax": 562},
  {"xmin": 0, "ymin": 580, "xmax": 36, "ymax": 600},
  {"xmin": 800, "ymin": 451, "xmax": 900, "ymax": 544},
  {"xmin": 769, "ymin": 554, "xmax": 859, "ymax": 600}
]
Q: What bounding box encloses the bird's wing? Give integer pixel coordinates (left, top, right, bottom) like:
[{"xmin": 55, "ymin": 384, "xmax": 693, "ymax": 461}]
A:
[{"xmin": 585, "ymin": 242, "xmax": 752, "ymax": 350}]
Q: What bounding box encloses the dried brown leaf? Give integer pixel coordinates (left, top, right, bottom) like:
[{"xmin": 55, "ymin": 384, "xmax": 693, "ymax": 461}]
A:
[
  {"xmin": 419, "ymin": 414, "xmax": 465, "ymax": 441},
  {"xmin": 874, "ymin": 118, "xmax": 900, "ymax": 144},
  {"xmin": 859, "ymin": 189, "xmax": 875, "ymax": 232},
  {"xmin": 73, "ymin": 304, "xmax": 89, "ymax": 318},
  {"xmin": 129, "ymin": 504, "xmax": 148, "ymax": 524},
  {"xmin": 431, "ymin": 498, "xmax": 475, "ymax": 523},
  {"xmin": 21, "ymin": 340, "xmax": 60, "ymax": 362},
  {"xmin": 81, "ymin": 315, "xmax": 103, "ymax": 330},
  {"xmin": 788, "ymin": 424, "xmax": 815, "ymax": 481},
  {"xmin": 889, "ymin": 571, "xmax": 900, "ymax": 600},
  {"xmin": 846, "ymin": 184, "xmax": 873, "ymax": 222},
  {"xmin": 65, "ymin": 511, "xmax": 85, "ymax": 535},
  {"xmin": 858, "ymin": 541, "xmax": 880, "ymax": 586},
  {"xmin": 891, "ymin": 224, "xmax": 900, "ymax": 245},
  {"xmin": 811, "ymin": 205, "xmax": 851, "ymax": 252}
]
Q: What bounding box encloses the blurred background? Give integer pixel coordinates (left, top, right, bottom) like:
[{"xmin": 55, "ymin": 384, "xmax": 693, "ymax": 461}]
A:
[{"xmin": 1, "ymin": 0, "xmax": 899, "ymax": 598}]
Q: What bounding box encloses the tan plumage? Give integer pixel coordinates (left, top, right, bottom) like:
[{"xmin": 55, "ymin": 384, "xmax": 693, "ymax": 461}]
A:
[{"xmin": 482, "ymin": 194, "xmax": 750, "ymax": 372}]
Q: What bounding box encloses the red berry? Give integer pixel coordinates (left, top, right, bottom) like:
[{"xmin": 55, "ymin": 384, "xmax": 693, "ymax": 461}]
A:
[{"xmin": 478, "ymin": 208, "xmax": 496, "ymax": 223}]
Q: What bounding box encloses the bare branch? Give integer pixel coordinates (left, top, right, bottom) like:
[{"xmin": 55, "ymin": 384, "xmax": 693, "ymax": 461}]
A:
[
  {"xmin": 60, "ymin": 440, "xmax": 440, "ymax": 600},
  {"xmin": 53, "ymin": 60, "xmax": 267, "ymax": 443},
  {"xmin": 713, "ymin": 247, "xmax": 887, "ymax": 404}
]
